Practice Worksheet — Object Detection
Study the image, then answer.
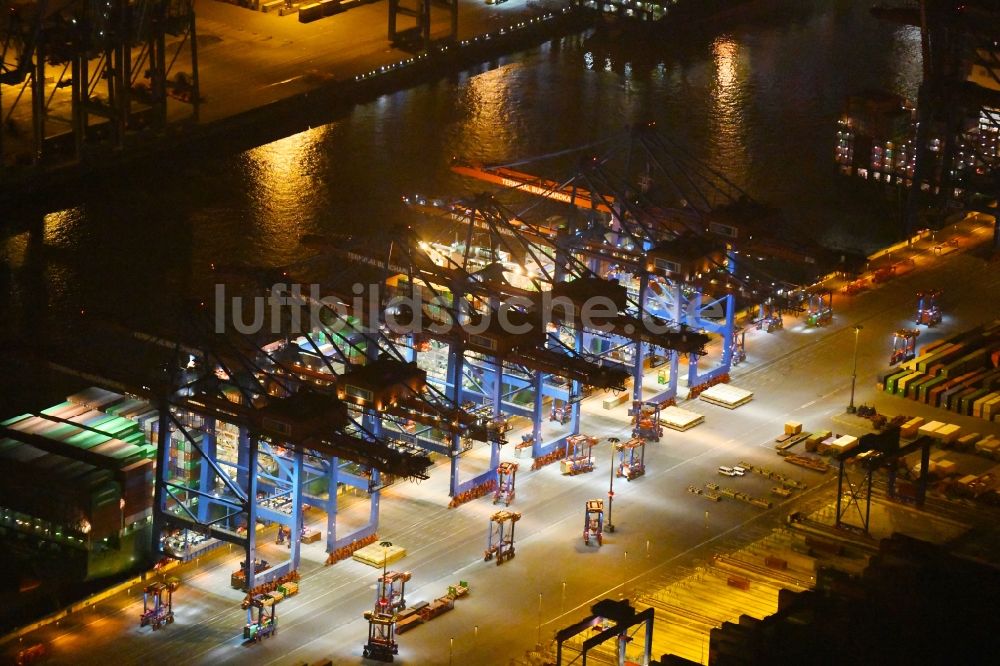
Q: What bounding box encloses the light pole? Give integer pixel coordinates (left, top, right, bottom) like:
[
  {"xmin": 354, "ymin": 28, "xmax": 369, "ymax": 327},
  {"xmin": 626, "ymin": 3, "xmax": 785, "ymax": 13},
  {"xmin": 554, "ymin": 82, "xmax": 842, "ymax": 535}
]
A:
[
  {"xmin": 536, "ymin": 593, "xmax": 543, "ymax": 646},
  {"xmin": 847, "ymin": 324, "xmax": 863, "ymax": 413},
  {"xmin": 606, "ymin": 437, "xmax": 620, "ymax": 532},
  {"xmin": 379, "ymin": 540, "xmax": 392, "ymax": 582}
]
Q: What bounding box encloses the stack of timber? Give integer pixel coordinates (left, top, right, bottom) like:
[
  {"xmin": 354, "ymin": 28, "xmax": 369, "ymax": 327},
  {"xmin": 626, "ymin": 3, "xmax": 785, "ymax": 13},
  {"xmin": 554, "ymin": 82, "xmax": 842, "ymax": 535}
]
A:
[
  {"xmin": 699, "ymin": 384, "xmax": 754, "ymax": 409},
  {"xmin": 660, "ymin": 405, "xmax": 705, "ymax": 431},
  {"xmin": 353, "ymin": 542, "xmax": 406, "ymax": 568},
  {"xmin": 775, "ymin": 422, "xmax": 811, "ymax": 455},
  {"xmin": 881, "ymin": 320, "xmax": 1000, "ymax": 421}
]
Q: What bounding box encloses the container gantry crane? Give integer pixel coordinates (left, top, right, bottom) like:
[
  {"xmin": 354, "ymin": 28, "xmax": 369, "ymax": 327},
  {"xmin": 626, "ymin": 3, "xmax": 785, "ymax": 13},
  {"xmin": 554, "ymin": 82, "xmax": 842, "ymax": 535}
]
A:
[
  {"xmin": 388, "ymin": 0, "xmax": 458, "ymax": 52},
  {"xmin": 405, "ymin": 192, "xmax": 713, "ymax": 411},
  {"xmin": 156, "ymin": 303, "xmax": 436, "ymax": 586},
  {"xmin": 40, "ymin": 307, "xmax": 432, "ymax": 602},
  {"xmin": 451, "ymin": 126, "xmax": 864, "ymax": 279},
  {"xmin": 446, "ymin": 127, "xmax": 845, "ymax": 400},
  {"xmin": 554, "ymin": 599, "xmax": 654, "ymax": 666},
  {"xmin": 301, "ymin": 227, "xmax": 640, "ymax": 496},
  {"xmin": 834, "ymin": 429, "xmax": 934, "ymax": 535}
]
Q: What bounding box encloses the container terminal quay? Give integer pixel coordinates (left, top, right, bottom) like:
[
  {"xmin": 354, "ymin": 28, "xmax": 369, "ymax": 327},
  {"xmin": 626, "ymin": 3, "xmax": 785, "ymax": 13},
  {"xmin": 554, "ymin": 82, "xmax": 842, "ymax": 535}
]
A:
[
  {"xmin": 4, "ymin": 1, "xmax": 1000, "ymax": 665},
  {"xmin": 2, "ymin": 122, "xmax": 1000, "ymax": 664}
]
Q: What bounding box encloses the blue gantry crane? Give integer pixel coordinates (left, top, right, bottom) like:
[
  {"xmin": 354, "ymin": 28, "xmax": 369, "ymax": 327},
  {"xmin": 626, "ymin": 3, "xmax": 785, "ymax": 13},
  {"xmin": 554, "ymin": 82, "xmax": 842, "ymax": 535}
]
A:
[
  {"xmin": 449, "ymin": 126, "xmax": 865, "ymax": 399},
  {"xmin": 302, "ymin": 227, "xmax": 635, "ymax": 497},
  {"xmin": 43, "ymin": 307, "xmax": 434, "ymax": 605}
]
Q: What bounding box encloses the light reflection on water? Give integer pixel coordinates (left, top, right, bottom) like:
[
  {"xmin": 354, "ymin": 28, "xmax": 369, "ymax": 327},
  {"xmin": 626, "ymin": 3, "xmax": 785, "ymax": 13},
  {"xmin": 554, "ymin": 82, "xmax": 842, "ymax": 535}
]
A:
[
  {"xmin": 242, "ymin": 128, "xmax": 331, "ymax": 264},
  {"xmin": 458, "ymin": 63, "xmax": 522, "ymax": 165},
  {"xmin": 710, "ymin": 35, "xmax": 749, "ymax": 187}
]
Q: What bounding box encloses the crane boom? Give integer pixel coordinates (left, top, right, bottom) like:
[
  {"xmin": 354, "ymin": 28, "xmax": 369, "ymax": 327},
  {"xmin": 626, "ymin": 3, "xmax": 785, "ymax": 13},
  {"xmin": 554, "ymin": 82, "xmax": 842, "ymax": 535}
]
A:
[{"xmin": 450, "ymin": 163, "xmax": 616, "ymax": 213}]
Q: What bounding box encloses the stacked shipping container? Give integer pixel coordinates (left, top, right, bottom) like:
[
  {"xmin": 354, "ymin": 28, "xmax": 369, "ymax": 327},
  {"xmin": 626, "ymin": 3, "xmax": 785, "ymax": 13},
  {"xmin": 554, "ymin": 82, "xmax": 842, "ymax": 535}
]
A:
[{"xmin": 881, "ymin": 320, "xmax": 1000, "ymax": 421}]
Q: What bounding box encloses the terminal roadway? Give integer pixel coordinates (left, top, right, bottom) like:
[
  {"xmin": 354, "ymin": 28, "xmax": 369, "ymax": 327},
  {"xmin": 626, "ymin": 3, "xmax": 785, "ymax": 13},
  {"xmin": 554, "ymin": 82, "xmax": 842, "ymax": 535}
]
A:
[{"xmin": 15, "ymin": 221, "xmax": 1000, "ymax": 665}]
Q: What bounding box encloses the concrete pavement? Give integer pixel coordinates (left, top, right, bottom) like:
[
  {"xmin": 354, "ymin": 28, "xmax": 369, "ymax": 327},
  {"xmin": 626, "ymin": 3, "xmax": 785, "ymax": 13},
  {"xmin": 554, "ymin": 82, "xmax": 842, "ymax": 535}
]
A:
[{"xmin": 4, "ymin": 215, "xmax": 1000, "ymax": 665}]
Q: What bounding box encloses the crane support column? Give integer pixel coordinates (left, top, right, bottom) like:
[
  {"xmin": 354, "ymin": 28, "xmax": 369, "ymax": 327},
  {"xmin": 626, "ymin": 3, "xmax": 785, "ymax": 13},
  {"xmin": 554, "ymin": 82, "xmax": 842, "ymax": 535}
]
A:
[
  {"xmin": 369, "ymin": 469, "xmax": 382, "ymax": 529},
  {"xmin": 362, "ymin": 334, "xmax": 383, "ymax": 537},
  {"xmin": 289, "ymin": 449, "xmax": 305, "ymax": 572},
  {"xmin": 151, "ymin": 401, "xmax": 173, "ymax": 556},
  {"xmin": 326, "ymin": 457, "xmax": 339, "ymax": 553},
  {"xmin": 632, "ymin": 272, "xmax": 649, "ymax": 404},
  {"xmin": 243, "ymin": 433, "xmax": 261, "ymax": 592},
  {"xmin": 71, "ymin": 55, "xmax": 84, "ymax": 160},
  {"xmin": 531, "ymin": 371, "xmax": 545, "ymax": 458},
  {"xmin": 190, "ymin": 8, "xmax": 201, "ymax": 122},
  {"xmin": 404, "ymin": 333, "xmax": 417, "ymax": 363},
  {"xmin": 490, "ymin": 357, "xmax": 503, "ymax": 472},
  {"xmin": 835, "ymin": 456, "xmax": 873, "ymax": 536},
  {"xmin": 31, "ymin": 47, "xmax": 45, "ymax": 163},
  {"xmin": 720, "ymin": 293, "xmax": 735, "ymax": 367},
  {"xmin": 571, "ymin": 328, "xmax": 584, "ymax": 434},
  {"xmin": 669, "ymin": 350, "xmax": 680, "ymax": 397},
  {"xmin": 237, "ymin": 427, "xmax": 251, "ymax": 489},
  {"xmin": 197, "ymin": 417, "xmax": 217, "ymax": 523},
  {"xmin": 447, "ymin": 344, "xmax": 465, "ymax": 497}
]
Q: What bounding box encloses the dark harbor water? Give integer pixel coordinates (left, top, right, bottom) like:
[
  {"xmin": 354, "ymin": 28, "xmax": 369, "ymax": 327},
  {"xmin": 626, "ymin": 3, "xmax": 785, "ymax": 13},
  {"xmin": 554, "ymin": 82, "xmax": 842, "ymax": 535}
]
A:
[{"xmin": 0, "ymin": 0, "xmax": 922, "ymax": 412}]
